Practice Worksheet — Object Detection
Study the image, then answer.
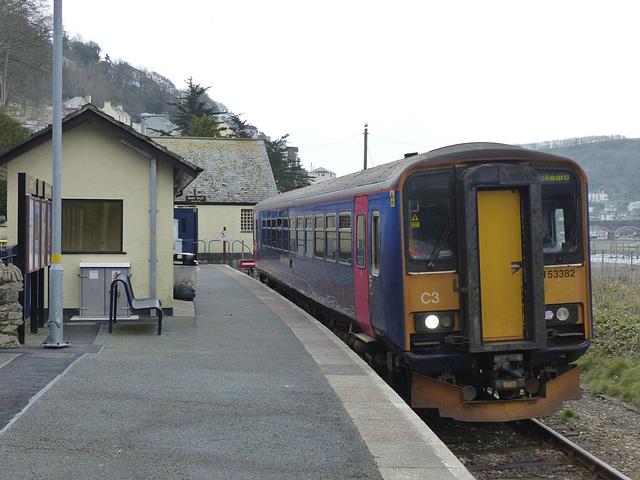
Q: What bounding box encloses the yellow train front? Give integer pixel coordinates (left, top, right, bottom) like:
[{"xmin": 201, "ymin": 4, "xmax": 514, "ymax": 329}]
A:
[{"xmin": 254, "ymin": 142, "xmax": 592, "ymax": 422}]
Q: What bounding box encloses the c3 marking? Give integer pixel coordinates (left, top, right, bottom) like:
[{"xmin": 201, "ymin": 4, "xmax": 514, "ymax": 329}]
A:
[{"xmin": 421, "ymin": 292, "xmax": 440, "ymax": 304}]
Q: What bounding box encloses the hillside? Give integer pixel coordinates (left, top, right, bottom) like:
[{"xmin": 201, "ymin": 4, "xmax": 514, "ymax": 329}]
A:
[{"xmin": 524, "ymin": 138, "xmax": 640, "ymax": 202}]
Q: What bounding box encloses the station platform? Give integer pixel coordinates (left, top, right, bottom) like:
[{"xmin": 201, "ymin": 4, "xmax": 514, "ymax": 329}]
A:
[{"xmin": 0, "ymin": 265, "xmax": 473, "ymax": 480}]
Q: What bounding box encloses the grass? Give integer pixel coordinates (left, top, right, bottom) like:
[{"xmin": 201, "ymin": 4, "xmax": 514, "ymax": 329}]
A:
[{"xmin": 583, "ymin": 262, "xmax": 640, "ymax": 406}]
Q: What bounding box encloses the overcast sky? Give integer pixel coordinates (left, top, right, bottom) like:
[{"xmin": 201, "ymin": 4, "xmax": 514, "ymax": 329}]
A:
[{"xmin": 53, "ymin": 0, "xmax": 640, "ymax": 177}]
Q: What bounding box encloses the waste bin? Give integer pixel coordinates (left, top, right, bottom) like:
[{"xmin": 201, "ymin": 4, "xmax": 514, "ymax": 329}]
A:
[{"xmin": 173, "ymin": 253, "xmax": 198, "ymax": 300}]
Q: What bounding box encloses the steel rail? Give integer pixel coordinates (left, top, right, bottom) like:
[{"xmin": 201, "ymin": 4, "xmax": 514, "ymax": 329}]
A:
[{"xmin": 527, "ymin": 418, "xmax": 632, "ymax": 480}]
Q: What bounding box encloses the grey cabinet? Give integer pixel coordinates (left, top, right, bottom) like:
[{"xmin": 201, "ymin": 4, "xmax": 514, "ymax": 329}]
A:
[{"xmin": 79, "ymin": 263, "xmax": 131, "ymax": 318}]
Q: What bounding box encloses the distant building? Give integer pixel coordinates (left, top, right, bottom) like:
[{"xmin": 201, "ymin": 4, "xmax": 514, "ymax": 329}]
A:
[
  {"xmin": 101, "ymin": 100, "xmax": 132, "ymax": 126},
  {"xmin": 136, "ymin": 113, "xmax": 178, "ymax": 136},
  {"xmin": 308, "ymin": 166, "xmax": 336, "ymax": 184},
  {"xmin": 589, "ymin": 190, "xmax": 609, "ymax": 203},
  {"xmin": 64, "ymin": 95, "xmax": 90, "ymax": 115}
]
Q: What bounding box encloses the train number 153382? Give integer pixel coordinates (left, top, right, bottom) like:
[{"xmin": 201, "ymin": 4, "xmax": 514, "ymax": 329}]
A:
[{"xmin": 544, "ymin": 268, "xmax": 576, "ymax": 279}]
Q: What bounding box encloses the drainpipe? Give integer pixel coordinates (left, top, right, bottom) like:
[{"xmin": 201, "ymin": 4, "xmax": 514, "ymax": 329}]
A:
[
  {"xmin": 149, "ymin": 157, "xmax": 157, "ymax": 298},
  {"xmin": 119, "ymin": 139, "xmax": 157, "ymax": 297}
]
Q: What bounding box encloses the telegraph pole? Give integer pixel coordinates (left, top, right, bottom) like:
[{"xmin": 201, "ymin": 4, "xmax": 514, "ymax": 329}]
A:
[
  {"xmin": 45, "ymin": 0, "xmax": 68, "ymax": 347},
  {"xmin": 363, "ymin": 123, "xmax": 368, "ymax": 170}
]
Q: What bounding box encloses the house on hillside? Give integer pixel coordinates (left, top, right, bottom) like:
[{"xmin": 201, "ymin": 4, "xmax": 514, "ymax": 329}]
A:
[
  {"xmin": 0, "ymin": 104, "xmax": 201, "ymax": 318},
  {"xmin": 308, "ymin": 166, "xmax": 336, "ymax": 184},
  {"xmin": 101, "ymin": 101, "xmax": 132, "ymax": 126},
  {"xmin": 153, "ymin": 137, "xmax": 278, "ymax": 261}
]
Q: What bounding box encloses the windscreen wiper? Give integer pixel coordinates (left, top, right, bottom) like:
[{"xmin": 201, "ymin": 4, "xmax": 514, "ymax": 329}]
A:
[
  {"xmin": 557, "ymin": 217, "xmax": 580, "ymax": 262},
  {"xmin": 428, "ymin": 223, "xmax": 452, "ymax": 268}
]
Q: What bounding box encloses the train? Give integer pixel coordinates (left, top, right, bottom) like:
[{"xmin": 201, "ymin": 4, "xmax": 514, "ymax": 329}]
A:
[{"xmin": 253, "ymin": 142, "xmax": 592, "ymax": 422}]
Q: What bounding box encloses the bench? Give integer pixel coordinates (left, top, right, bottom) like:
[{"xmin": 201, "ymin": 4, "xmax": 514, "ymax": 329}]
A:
[{"xmin": 109, "ymin": 273, "xmax": 163, "ymax": 335}]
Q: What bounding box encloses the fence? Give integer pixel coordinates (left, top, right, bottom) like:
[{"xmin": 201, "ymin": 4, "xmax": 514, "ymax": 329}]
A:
[{"xmin": 0, "ymin": 242, "xmax": 18, "ymax": 266}]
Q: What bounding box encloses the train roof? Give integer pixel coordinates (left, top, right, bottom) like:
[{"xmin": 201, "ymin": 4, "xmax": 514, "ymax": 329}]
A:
[{"xmin": 254, "ymin": 142, "xmax": 581, "ymax": 212}]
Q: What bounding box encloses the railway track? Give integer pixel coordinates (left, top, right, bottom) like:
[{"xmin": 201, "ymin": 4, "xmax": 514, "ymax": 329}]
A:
[{"xmin": 425, "ymin": 414, "xmax": 632, "ymax": 480}]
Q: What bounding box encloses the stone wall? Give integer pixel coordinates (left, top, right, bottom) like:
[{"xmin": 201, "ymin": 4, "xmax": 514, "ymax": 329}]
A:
[{"xmin": 0, "ymin": 263, "xmax": 24, "ymax": 348}]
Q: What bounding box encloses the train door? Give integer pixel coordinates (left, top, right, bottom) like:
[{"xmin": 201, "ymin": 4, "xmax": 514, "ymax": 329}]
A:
[
  {"xmin": 477, "ymin": 189, "xmax": 524, "ymax": 341},
  {"xmin": 354, "ymin": 196, "xmax": 373, "ymax": 335},
  {"xmin": 459, "ymin": 164, "xmax": 546, "ymax": 353},
  {"xmin": 174, "ymin": 207, "xmax": 198, "ymax": 254}
]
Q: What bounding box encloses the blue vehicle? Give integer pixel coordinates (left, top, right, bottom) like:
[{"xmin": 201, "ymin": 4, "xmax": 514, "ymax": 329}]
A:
[{"xmin": 254, "ymin": 143, "xmax": 592, "ymax": 421}]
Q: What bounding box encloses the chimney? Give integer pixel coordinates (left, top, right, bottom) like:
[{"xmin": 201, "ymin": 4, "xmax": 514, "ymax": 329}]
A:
[{"xmin": 85, "ymin": 94, "xmax": 92, "ymax": 104}]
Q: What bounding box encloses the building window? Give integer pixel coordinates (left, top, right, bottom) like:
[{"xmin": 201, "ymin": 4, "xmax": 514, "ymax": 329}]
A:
[
  {"xmin": 62, "ymin": 199, "xmax": 123, "ymax": 253},
  {"xmin": 241, "ymin": 209, "xmax": 253, "ymax": 232}
]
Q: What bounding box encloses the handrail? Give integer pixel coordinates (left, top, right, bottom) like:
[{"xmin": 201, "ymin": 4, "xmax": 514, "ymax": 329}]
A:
[{"xmin": 231, "ymin": 240, "xmax": 252, "ymax": 254}]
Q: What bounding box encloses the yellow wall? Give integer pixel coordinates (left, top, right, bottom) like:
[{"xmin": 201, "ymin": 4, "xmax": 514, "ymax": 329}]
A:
[
  {"xmin": 190, "ymin": 205, "xmax": 254, "ymax": 255},
  {"xmin": 7, "ymin": 122, "xmax": 175, "ymax": 309}
]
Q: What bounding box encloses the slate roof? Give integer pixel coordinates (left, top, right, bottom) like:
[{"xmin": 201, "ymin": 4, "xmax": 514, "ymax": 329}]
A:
[{"xmin": 154, "ymin": 137, "xmax": 278, "ymax": 204}]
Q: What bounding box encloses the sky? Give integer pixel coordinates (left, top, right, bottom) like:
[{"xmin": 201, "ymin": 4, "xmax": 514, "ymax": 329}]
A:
[{"xmin": 51, "ymin": 0, "xmax": 640, "ymax": 177}]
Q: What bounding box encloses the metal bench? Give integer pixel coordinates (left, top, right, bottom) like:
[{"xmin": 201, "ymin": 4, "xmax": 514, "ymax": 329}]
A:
[{"xmin": 109, "ymin": 273, "xmax": 163, "ymax": 335}]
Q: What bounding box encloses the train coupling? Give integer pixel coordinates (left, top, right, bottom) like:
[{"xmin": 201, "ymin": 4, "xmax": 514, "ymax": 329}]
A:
[{"xmin": 489, "ymin": 353, "xmax": 531, "ymax": 396}]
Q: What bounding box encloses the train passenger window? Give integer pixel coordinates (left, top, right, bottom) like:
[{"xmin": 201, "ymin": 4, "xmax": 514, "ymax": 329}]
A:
[
  {"xmin": 356, "ymin": 214, "xmax": 366, "ymax": 269},
  {"xmin": 403, "ymin": 171, "xmax": 455, "ymax": 272},
  {"xmin": 289, "ymin": 217, "xmax": 296, "ymax": 252},
  {"xmin": 282, "ymin": 218, "xmax": 289, "ymax": 251},
  {"xmin": 261, "ymin": 219, "xmax": 267, "ymax": 246},
  {"xmin": 339, "ymin": 212, "xmax": 352, "ymax": 264},
  {"xmin": 277, "ymin": 218, "xmax": 283, "ymax": 250},
  {"xmin": 267, "ymin": 218, "xmax": 275, "ymax": 248},
  {"xmin": 540, "ymin": 170, "xmax": 583, "ymax": 265},
  {"xmin": 326, "ymin": 213, "xmax": 337, "ymax": 261},
  {"xmin": 372, "ymin": 212, "xmax": 381, "ymax": 275},
  {"xmin": 305, "ymin": 215, "xmax": 313, "ymax": 256},
  {"xmin": 297, "ymin": 217, "xmax": 305, "ymax": 253},
  {"xmin": 314, "ymin": 214, "xmax": 325, "ymax": 258}
]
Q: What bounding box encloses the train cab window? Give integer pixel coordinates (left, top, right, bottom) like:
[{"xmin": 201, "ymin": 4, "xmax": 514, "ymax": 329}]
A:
[
  {"xmin": 539, "ymin": 170, "xmax": 583, "ymax": 265},
  {"xmin": 326, "ymin": 213, "xmax": 337, "ymax": 261},
  {"xmin": 356, "ymin": 213, "xmax": 366, "ymax": 269},
  {"xmin": 305, "ymin": 215, "xmax": 314, "ymax": 256},
  {"xmin": 261, "ymin": 219, "xmax": 267, "ymax": 246},
  {"xmin": 339, "ymin": 212, "xmax": 352, "ymax": 265},
  {"xmin": 296, "ymin": 217, "xmax": 305, "ymax": 254},
  {"xmin": 403, "ymin": 172, "xmax": 456, "ymax": 272},
  {"xmin": 314, "ymin": 214, "xmax": 325, "ymax": 258},
  {"xmin": 372, "ymin": 212, "xmax": 381, "ymax": 275}
]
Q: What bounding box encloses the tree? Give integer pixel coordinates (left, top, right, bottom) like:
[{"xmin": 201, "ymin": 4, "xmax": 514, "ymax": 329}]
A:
[
  {"xmin": 0, "ymin": 107, "xmax": 29, "ymax": 216},
  {"xmin": 0, "ymin": 0, "xmax": 52, "ymax": 108},
  {"xmin": 187, "ymin": 113, "xmax": 222, "ymax": 137},
  {"xmin": 168, "ymin": 77, "xmax": 223, "ymax": 136},
  {"xmin": 265, "ymin": 135, "xmax": 310, "ymax": 192},
  {"xmin": 226, "ymin": 113, "xmax": 255, "ymax": 138}
]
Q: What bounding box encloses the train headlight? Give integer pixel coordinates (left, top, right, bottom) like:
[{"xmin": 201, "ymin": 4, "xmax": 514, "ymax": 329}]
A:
[
  {"xmin": 544, "ymin": 304, "xmax": 579, "ymax": 324},
  {"xmin": 425, "ymin": 315, "xmax": 439, "ymax": 329},
  {"xmin": 414, "ymin": 312, "xmax": 456, "ymax": 332},
  {"xmin": 556, "ymin": 307, "xmax": 570, "ymax": 321}
]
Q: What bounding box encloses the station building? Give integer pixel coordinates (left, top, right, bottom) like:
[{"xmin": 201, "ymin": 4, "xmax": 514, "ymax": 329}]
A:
[
  {"xmin": 153, "ymin": 137, "xmax": 278, "ymax": 262},
  {"xmin": 0, "ymin": 104, "xmax": 202, "ymax": 316}
]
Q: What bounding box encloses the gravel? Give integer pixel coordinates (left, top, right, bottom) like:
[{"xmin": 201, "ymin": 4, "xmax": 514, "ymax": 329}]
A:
[{"xmin": 540, "ymin": 386, "xmax": 640, "ymax": 479}]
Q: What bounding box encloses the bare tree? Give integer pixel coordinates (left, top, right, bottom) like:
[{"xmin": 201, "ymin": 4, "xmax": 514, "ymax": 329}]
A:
[{"xmin": 0, "ymin": 0, "xmax": 52, "ymax": 108}]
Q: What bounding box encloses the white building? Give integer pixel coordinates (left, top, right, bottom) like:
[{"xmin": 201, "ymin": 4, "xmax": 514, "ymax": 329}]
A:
[{"xmin": 308, "ymin": 166, "xmax": 336, "ymax": 184}]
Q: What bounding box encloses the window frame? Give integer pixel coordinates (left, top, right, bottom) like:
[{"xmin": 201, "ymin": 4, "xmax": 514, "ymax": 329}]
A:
[
  {"xmin": 62, "ymin": 198, "xmax": 124, "ymax": 254},
  {"xmin": 338, "ymin": 212, "xmax": 352, "ymax": 265}
]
